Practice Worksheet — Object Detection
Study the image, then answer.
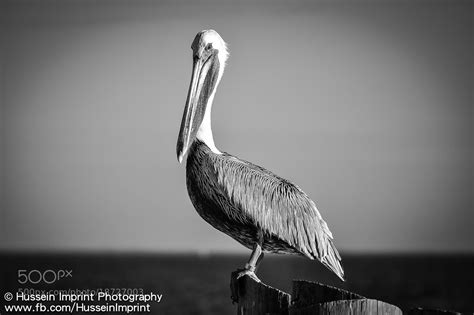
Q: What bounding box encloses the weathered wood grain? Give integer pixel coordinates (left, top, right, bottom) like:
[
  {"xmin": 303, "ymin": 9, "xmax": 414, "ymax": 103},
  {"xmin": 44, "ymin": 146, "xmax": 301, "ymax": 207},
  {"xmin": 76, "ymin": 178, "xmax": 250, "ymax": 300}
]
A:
[
  {"xmin": 230, "ymin": 272, "xmax": 463, "ymax": 314},
  {"xmin": 291, "ymin": 280, "xmax": 363, "ymax": 308},
  {"xmin": 408, "ymin": 308, "xmax": 463, "ymax": 315},
  {"xmin": 290, "ymin": 298, "xmax": 402, "ymax": 315},
  {"xmin": 289, "ymin": 280, "xmax": 401, "ymax": 315},
  {"xmin": 230, "ymin": 271, "xmax": 291, "ymax": 315}
]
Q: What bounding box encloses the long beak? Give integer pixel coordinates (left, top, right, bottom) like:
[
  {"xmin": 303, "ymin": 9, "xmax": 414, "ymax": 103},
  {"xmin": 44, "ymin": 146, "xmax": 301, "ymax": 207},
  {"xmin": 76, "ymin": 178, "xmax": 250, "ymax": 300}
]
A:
[{"xmin": 176, "ymin": 52, "xmax": 219, "ymax": 163}]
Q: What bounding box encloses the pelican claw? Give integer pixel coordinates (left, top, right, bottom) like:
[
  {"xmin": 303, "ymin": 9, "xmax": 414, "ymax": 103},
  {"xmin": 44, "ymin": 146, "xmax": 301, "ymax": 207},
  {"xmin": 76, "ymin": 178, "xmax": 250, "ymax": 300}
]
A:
[{"xmin": 236, "ymin": 269, "xmax": 261, "ymax": 283}]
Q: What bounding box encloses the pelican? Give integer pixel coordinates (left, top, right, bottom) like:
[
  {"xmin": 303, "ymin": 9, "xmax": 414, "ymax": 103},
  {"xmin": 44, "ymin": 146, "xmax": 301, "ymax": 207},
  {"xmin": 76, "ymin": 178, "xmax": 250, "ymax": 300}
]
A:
[{"xmin": 177, "ymin": 30, "xmax": 344, "ymax": 282}]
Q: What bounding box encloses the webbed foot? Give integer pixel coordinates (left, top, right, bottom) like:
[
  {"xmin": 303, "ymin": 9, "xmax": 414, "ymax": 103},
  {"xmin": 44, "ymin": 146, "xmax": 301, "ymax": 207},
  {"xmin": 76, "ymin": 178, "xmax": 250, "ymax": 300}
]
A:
[{"xmin": 236, "ymin": 267, "xmax": 260, "ymax": 283}]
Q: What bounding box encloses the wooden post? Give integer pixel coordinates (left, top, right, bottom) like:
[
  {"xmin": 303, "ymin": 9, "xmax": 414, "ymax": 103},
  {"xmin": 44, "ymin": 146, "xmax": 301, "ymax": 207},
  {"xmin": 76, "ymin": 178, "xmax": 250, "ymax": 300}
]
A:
[
  {"xmin": 408, "ymin": 308, "xmax": 462, "ymax": 315},
  {"xmin": 231, "ymin": 273, "xmax": 402, "ymax": 315},
  {"xmin": 290, "ymin": 280, "xmax": 402, "ymax": 315},
  {"xmin": 230, "ymin": 272, "xmax": 467, "ymax": 314},
  {"xmin": 230, "ymin": 271, "xmax": 291, "ymax": 315},
  {"xmin": 291, "ymin": 280, "xmax": 363, "ymax": 307}
]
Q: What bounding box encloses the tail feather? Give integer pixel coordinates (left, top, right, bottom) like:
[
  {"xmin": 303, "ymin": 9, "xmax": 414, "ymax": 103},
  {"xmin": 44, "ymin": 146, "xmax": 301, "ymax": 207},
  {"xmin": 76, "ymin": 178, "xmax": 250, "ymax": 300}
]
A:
[
  {"xmin": 300, "ymin": 238, "xmax": 345, "ymax": 281},
  {"xmin": 321, "ymin": 241, "xmax": 344, "ymax": 281}
]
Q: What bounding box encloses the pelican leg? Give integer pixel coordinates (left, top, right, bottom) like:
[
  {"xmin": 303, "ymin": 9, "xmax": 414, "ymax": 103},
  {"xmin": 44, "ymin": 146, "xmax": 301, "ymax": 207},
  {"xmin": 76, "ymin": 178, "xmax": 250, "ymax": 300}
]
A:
[
  {"xmin": 256, "ymin": 251, "xmax": 265, "ymax": 270},
  {"xmin": 236, "ymin": 231, "xmax": 264, "ymax": 282},
  {"xmin": 231, "ymin": 233, "xmax": 265, "ymax": 302},
  {"xmin": 245, "ymin": 243, "xmax": 262, "ymax": 272},
  {"xmin": 236, "ymin": 243, "xmax": 262, "ymax": 282}
]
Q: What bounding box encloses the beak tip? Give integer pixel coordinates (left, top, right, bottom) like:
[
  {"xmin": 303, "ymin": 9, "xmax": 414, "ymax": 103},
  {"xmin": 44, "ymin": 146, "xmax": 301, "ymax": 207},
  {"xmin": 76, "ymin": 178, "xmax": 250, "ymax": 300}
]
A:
[{"xmin": 177, "ymin": 150, "xmax": 185, "ymax": 164}]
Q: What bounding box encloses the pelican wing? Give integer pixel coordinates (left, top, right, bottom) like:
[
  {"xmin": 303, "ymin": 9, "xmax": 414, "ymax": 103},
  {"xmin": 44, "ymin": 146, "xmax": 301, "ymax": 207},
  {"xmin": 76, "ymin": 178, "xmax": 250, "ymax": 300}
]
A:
[{"xmin": 214, "ymin": 154, "xmax": 344, "ymax": 281}]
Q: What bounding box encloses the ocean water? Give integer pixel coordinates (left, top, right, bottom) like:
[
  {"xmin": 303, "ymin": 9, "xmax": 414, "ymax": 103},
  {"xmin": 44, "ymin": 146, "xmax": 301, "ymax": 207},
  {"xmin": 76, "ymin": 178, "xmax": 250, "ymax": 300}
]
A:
[{"xmin": 1, "ymin": 253, "xmax": 472, "ymax": 314}]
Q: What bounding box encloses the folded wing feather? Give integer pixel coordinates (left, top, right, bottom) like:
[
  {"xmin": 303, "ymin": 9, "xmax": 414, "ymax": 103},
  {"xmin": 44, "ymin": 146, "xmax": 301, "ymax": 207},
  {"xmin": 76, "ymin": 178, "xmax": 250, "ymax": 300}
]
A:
[{"xmin": 214, "ymin": 155, "xmax": 344, "ymax": 281}]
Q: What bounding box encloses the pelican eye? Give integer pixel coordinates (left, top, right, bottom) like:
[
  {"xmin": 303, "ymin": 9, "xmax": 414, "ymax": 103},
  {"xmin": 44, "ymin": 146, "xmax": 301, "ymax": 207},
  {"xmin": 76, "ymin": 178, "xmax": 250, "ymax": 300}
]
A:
[{"xmin": 206, "ymin": 43, "xmax": 213, "ymax": 51}]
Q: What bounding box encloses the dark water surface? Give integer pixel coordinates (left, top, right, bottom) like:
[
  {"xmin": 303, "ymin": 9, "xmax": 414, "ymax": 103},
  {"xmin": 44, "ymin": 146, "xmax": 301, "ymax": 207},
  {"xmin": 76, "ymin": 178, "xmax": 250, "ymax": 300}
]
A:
[{"xmin": 1, "ymin": 252, "xmax": 472, "ymax": 314}]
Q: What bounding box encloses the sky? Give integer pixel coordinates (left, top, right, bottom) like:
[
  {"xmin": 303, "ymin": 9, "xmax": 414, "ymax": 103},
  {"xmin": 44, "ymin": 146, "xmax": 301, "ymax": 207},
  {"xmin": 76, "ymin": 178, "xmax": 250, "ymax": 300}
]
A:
[{"xmin": 0, "ymin": 0, "xmax": 472, "ymax": 253}]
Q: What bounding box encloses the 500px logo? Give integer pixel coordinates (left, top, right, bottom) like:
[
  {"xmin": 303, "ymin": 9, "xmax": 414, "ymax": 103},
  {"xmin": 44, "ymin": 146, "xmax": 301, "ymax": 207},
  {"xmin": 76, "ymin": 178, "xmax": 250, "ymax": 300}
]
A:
[{"xmin": 18, "ymin": 269, "xmax": 73, "ymax": 284}]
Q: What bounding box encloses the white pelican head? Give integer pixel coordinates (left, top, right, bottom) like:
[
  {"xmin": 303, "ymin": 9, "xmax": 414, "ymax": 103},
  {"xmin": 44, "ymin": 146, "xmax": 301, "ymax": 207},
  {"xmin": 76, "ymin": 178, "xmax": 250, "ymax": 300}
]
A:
[{"xmin": 177, "ymin": 30, "xmax": 229, "ymax": 163}]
